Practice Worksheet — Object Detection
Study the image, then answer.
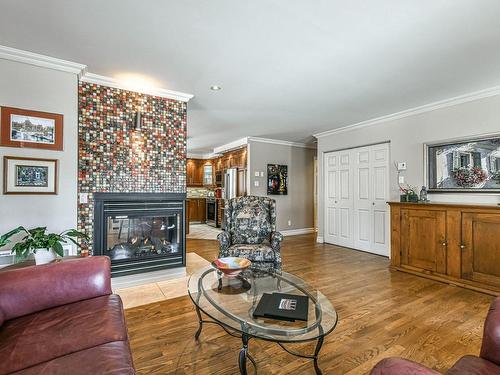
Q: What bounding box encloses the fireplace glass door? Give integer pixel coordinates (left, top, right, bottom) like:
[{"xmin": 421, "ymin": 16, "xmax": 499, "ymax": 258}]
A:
[{"xmin": 105, "ymin": 213, "xmax": 181, "ymax": 261}]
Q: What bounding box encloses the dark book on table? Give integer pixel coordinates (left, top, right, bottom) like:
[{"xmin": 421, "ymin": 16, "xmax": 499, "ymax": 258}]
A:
[{"xmin": 253, "ymin": 292, "xmax": 309, "ymax": 322}]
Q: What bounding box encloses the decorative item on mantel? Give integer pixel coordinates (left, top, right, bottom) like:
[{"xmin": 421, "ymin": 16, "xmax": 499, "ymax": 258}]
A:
[
  {"xmin": 419, "ymin": 186, "xmax": 430, "ymax": 203},
  {"xmin": 0, "ymin": 226, "xmax": 88, "ymax": 265},
  {"xmin": 399, "ymin": 185, "xmax": 419, "ymax": 202}
]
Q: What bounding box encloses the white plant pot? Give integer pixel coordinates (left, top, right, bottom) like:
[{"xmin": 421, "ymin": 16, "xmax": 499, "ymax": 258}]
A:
[{"xmin": 34, "ymin": 248, "xmax": 57, "ymax": 265}]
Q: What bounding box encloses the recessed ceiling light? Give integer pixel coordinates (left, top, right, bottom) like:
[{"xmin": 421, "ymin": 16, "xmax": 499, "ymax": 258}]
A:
[{"xmin": 210, "ymin": 85, "xmax": 222, "ymax": 91}]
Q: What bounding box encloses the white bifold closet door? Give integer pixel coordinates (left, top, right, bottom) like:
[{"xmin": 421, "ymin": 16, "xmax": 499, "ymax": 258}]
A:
[{"xmin": 324, "ymin": 143, "xmax": 390, "ymax": 256}]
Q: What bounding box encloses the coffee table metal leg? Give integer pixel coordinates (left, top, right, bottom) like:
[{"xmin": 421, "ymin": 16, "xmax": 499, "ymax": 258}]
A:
[
  {"xmin": 194, "ymin": 305, "xmax": 203, "ymax": 340},
  {"xmin": 238, "ymin": 333, "xmax": 249, "ymax": 374},
  {"xmin": 313, "ymin": 336, "xmax": 324, "ymax": 375}
]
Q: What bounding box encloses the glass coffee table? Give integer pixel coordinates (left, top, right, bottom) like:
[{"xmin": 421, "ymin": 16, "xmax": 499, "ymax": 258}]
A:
[{"xmin": 187, "ymin": 266, "xmax": 338, "ymax": 375}]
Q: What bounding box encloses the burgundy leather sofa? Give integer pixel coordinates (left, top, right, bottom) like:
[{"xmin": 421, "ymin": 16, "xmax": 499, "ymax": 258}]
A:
[
  {"xmin": 371, "ymin": 297, "xmax": 500, "ymax": 375},
  {"xmin": 0, "ymin": 256, "xmax": 135, "ymax": 375}
]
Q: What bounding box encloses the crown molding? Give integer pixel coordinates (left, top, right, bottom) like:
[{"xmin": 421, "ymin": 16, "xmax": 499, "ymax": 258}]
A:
[
  {"xmin": 314, "ymin": 85, "xmax": 500, "ymax": 138},
  {"xmin": 248, "ymin": 136, "xmax": 316, "ymax": 149},
  {"xmin": 0, "ymin": 45, "xmax": 87, "ymax": 76},
  {"xmin": 187, "ymin": 152, "xmax": 221, "ymax": 159},
  {"xmin": 80, "ymin": 73, "xmax": 194, "ymax": 102},
  {"xmin": 213, "ymin": 138, "xmax": 249, "ymax": 154}
]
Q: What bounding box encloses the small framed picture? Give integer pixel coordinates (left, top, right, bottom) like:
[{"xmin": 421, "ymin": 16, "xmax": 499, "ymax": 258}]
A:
[
  {"xmin": 0, "ymin": 106, "xmax": 63, "ymax": 150},
  {"xmin": 3, "ymin": 156, "xmax": 58, "ymax": 195},
  {"xmin": 267, "ymin": 164, "xmax": 288, "ymax": 195}
]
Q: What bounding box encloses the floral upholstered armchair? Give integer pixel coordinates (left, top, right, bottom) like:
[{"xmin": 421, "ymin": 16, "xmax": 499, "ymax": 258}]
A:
[{"xmin": 217, "ymin": 196, "xmax": 283, "ymax": 271}]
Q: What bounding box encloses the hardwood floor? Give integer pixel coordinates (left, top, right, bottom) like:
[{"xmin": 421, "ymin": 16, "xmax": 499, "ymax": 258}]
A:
[{"xmin": 125, "ymin": 234, "xmax": 493, "ymax": 374}]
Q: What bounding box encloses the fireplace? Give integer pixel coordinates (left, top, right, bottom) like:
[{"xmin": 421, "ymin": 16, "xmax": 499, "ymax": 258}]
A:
[{"xmin": 93, "ymin": 193, "xmax": 186, "ymax": 277}]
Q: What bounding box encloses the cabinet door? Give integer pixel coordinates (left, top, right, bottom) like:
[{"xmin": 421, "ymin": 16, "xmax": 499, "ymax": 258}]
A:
[
  {"xmin": 186, "ymin": 160, "xmax": 194, "ymax": 185},
  {"xmin": 462, "ymin": 212, "xmax": 500, "ymax": 287},
  {"xmin": 188, "ymin": 200, "xmax": 196, "ymax": 222},
  {"xmin": 195, "ymin": 161, "xmax": 204, "ymax": 185},
  {"xmin": 199, "ymin": 199, "xmax": 206, "ymax": 222},
  {"xmin": 400, "ymin": 209, "xmax": 447, "ymax": 274}
]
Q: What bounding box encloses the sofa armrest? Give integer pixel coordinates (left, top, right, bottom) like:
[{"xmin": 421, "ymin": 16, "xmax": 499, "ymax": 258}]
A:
[
  {"xmin": 480, "ymin": 297, "xmax": 500, "ymax": 366},
  {"xmin": 371, "ymin": 358, "xmax": 440, "ymax": 375},
  {"xmin": 0, "ymin": 256, "xmax": 112, "ymax": 322},
  {"xmin": 217, "ymin": 231, "xmax": 231, "ymax": 255}
]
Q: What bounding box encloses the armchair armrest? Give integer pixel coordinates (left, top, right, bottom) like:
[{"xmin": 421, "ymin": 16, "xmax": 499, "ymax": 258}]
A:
[
  {"xmin": 270, "ymin": 231, "xmax": 283, "ymax": 270},
  {"xmin": 371, "ymin": 358, "xmax": 440, "ymax": 375},
  {"xmin": 217, "ymin": 231, "xmax": 231, "ymax": 255},
  {"xmin": 0, "ymin": 256, "xmax": 111, "ymax": 322},
  {"xmin": 480, "ymin": 297, "xmax": 500, "ymax": 365},
  {"xmin": 271, "ymin": 231, "xmax": 283, "ymax": 251}
]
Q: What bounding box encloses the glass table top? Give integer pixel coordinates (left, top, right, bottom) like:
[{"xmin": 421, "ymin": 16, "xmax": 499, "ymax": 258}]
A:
[{"xmin": 187, "ymin": 266, "xmax": 338, "ymax": 343}]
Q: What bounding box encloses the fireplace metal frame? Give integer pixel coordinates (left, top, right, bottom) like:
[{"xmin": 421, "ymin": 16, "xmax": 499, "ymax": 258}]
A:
[{"xmin": 93, "ymin": 192, "xmax": 187, "ymax": 277}]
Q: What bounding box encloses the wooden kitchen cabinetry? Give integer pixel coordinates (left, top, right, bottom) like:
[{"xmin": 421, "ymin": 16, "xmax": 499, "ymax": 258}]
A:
[
  {"xmin": 186, "ymin": 159, "xmax": 204, "ymax": 186},
  {"xmin": 187, "ymin": 159, "xmax": 214, "ymax": 187},
  {"xmin": 389, "ymin": 202, "xmax": 500, "ymax": 295},
  {"xmin": 187, "ymin": 198, "xmax": 206, "ymax": 223}
]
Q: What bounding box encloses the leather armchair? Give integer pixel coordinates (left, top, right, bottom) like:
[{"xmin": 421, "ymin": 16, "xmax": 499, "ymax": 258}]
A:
[
  {"xmin": 371, "ymin": 297, "xmax": 500, "ymax": 375},
  {"xmin": 218, "ymin": 196, "xmax": 283, "ymax": 270}
]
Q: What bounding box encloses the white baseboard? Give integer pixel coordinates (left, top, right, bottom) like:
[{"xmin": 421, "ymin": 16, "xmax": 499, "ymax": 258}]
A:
[
  {"xmin": 281, "ymin": 227, "xmax": 316, "ymax": 236},
  {"xmin": 316, "ymin": 236, "xmax": 324, "ymax": 243}
]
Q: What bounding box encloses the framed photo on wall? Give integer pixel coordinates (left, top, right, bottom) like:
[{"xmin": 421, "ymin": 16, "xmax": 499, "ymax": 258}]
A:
[
  {"xmin": 267, "ymin": 164, "xmax": 288, "ymax": 195},
  {"xmin": 426, "ymin": 135, "xmax": 500, "ymax": 192},
  {"xmin": 0, "ymin": 106, "xmax": 63, "ymax": 150},
  {"xmin": 3, "ymin": 156, "xmax": 58, "ymax": 195}
]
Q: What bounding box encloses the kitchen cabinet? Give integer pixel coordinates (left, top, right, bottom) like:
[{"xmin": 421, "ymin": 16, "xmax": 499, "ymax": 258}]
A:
[
  {"xmin": 187, "ymin": 159, "xmax": 215, "ymax": 187},
  {"xmin": 188, "ymin": 198, "xmax": 206, "ymax": 223},
  {"xmin": 187, "ymin": 159, "xmax": 204, "ymax": 186},
  {"xmin": 389, "ymin": 202, "xmax": 500, "ymax": 296}
]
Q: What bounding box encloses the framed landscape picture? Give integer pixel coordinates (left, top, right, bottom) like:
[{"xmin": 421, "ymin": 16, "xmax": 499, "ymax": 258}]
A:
[
  {"xmin": 3, "ymin": 156, "xmax": 58, "ymax": 195},
  {"xmin": 426, "ymin": 135, "xmax": 500, "ymax": 192},
  {"xmin": 267, "ymin": 164, "xmax": 288, "ymax": 195},
  {"xmin": 0, "ymin": 106, "xmax": 63, "ymax": 150}
]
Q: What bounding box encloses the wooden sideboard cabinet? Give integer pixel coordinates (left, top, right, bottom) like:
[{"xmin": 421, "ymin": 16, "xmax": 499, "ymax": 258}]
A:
[{"xmin": 389, "ymin": 202, "xmax": 500, "ymax": 296}]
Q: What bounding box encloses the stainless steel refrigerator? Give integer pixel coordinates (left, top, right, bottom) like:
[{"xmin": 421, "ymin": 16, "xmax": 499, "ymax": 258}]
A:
[{"xmin": 222, "ymin": 168, "xmax": 246, "ymax": 229}]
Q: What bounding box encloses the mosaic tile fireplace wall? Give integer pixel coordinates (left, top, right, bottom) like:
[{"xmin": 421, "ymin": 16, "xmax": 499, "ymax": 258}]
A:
[{"xmin": 78, "ymin": 81, "xmax": 187, "ymax": 252}]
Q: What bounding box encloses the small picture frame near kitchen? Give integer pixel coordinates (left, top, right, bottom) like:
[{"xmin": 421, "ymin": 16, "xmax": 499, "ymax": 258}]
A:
[{"xmin": 267, "ymin": 164, "xmax": 288, "ymax": 195}]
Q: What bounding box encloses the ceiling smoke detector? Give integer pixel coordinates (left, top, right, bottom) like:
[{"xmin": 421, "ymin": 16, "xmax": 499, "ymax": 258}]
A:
[{"xmin": 210, "ymin": 85, "xmax": 222, "ymax": 91}]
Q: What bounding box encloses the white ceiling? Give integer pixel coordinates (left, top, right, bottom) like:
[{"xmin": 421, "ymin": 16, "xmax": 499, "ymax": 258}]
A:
[{"xmin": 1, "ymin": 1, "xmax": 500, "ymax": 153}]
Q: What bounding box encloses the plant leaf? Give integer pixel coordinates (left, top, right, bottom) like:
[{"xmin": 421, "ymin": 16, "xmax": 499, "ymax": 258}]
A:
[{"xmin": 52, "ymin": 241, "xmax": 64, "ymax": 257}]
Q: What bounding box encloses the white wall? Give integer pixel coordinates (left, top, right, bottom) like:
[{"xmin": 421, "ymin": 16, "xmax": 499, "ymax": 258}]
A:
[
  {"xmin": 248, "ymin": 140, "xmax": 316, "ymax": 232},
  {"xmin": 317, "ymin": 94, "xmax": 500, "ymax": 239},
  {"xmin": 0, "ymin": 59, "xmax": 78, "ymax": 242}
]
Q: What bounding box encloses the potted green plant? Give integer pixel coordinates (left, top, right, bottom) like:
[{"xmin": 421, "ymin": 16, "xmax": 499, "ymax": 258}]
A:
[{"xmin": 0, "ymin": 226, "xmax": 88, "ymax": 265}]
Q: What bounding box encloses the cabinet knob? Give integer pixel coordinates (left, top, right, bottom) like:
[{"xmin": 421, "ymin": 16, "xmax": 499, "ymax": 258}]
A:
[
  {"xmin": 442, "ymin": 242, "xmax": 447, "ymax": 246},
  {"xmin": 460, "ymin": 244, "xmax": 466, "ymax": 250}
]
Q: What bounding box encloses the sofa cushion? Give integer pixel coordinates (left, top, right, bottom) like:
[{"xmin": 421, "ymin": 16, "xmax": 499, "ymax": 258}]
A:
[
  {"xmin": 0, "ymin": 294, "xmax": 128, "ymax": 375},
  {"xmin": 10, "ymin": 341, "xmax": 135, "ymax": 375},
  {"xmin": 227, "ymin": 244, "xmax": 276, "ymax": 263},
  {"xmin": 230, "ymin": 199, "xmax": 272, "ymax": 244},
  {"xmin": 445, "ymin": 355, "xmax": 500, "ymax": 375}
]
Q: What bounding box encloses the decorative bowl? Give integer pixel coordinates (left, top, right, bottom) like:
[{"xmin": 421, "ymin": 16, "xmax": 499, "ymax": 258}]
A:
[{"xmin": 212, "ymin": 257, "xmax": 252, "ymax": 278}]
